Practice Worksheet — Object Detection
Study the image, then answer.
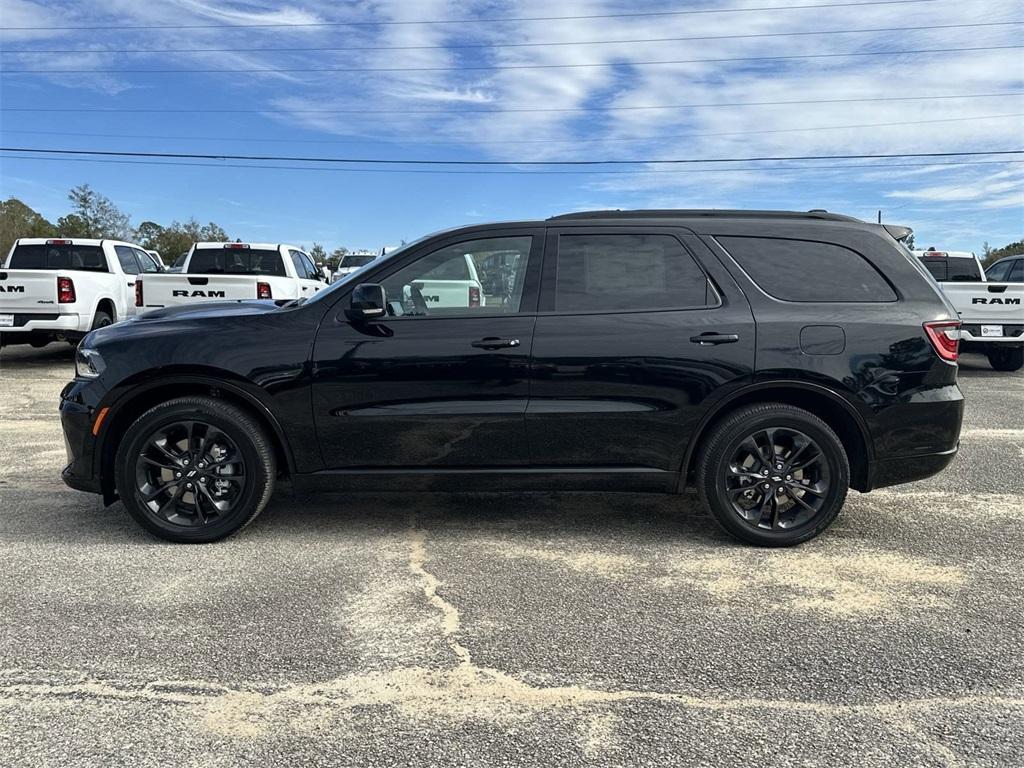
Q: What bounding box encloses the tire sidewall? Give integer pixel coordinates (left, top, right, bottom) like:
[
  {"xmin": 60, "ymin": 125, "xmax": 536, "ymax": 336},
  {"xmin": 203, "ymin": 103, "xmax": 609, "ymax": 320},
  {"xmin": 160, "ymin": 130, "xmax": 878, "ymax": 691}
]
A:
[
  {"xmin": 116, "ymin": 402, "xmax": 270, "ymax": 543},
  {"xmin": 701, "ymin": 409, "xmax": 850, "ymax": 547}
]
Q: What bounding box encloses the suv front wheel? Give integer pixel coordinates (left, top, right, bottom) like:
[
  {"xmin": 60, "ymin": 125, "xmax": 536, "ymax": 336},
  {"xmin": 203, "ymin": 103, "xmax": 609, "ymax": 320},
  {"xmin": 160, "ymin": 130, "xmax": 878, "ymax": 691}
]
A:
[
  {"xmin": 115, "ymin": 396, "xmax": 276, "ymax": 543},
  {"xmin": 697, "ymin": 403, "xmax": 850, "ymax": 547}
]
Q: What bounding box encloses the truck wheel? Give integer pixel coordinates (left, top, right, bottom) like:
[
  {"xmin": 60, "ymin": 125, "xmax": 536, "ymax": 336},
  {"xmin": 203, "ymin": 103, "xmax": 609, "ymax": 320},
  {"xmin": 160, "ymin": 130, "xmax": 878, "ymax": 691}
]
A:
[
  {"xmin": 988, "ymin": 346, "xmax": 1024, "ymax": 372},
  {"xmin": 91, "ymin": 310, "xmax": 113, "ymax": 331},
  {"xmin": 697, "ymin": 403, "xmax": 850, "ymax": 547},
  {"xmin": 115, "ymin": 396, "xmax": 276, "ymax": 543}
]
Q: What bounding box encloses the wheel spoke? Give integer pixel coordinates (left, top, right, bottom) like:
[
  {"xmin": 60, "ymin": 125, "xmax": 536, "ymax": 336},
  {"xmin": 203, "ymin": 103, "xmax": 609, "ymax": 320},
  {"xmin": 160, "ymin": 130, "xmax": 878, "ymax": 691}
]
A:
[
  {"xmin": 142, "ymin": 480, "xmax": 178, "ymax": 502},
  {"xmin": 755, "ymin": 492, "xmax": 775, "ymax": 529},
  {"xmin": 799, "ymin": 482, "xmax": 828, "ymax": 497},
  {"xmin": 151, "ymin": 440, "xmax": 182, "ymax": 466},
  {"xmin": 140, "ymin": 455, "xmax": 177, "ymax": 472},
  {"xmin": 787, "ymin": 488, "xmax": 818, "ymax": 513},
  {"xmin": 154, "ymin": 483, "xmax": 186, "ymax": 519}
]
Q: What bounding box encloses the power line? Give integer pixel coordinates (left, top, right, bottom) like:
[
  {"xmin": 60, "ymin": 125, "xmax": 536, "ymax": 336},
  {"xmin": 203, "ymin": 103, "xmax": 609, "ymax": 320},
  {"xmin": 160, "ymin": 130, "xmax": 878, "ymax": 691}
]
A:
[
  {"xmin": 3, "ymin": 91, "xmax": 1020, "ymax": 115},
  {"xmin": 2, "ymin": 153, "xmax": 1018, "ymax": 176},
  {"xmin": 3, "ymin": 113, "xmax": 1021, "ymax": 148},
  {"xmin": 3, "ymin": 20, "xmax": 1015, "ymax": 55},
  {"xmin": 7, "ymin": 44, "xmax": 1016, "ymax": 74},
  {"xmin": 3, "ymin": 147, "xmax": 1022, "ymax": 166},
  {"xmin": 0, "ymin": 1, "xmax": 938, "ymax": 31}
]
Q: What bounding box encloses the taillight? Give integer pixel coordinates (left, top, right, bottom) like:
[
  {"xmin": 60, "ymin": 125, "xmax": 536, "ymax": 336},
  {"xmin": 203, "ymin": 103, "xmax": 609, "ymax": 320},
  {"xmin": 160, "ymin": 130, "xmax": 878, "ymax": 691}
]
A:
[
  {"xmin": 135, "ymin": 280, "xmax": 143, "ymax": 307},
  {"xmin": 469, "ymin": 285, "xmax": 481, "ymax": 307},
  {"xmin": 57, "ymin": 276, "xmax": 76, "ymax": 304},
  {"xmin": 924, "ymin": 320, "xmax": 960, "ymax": 362},
  {"xmin": 256, "ymin": 282, "xmax": 272, "ymax": 300}
]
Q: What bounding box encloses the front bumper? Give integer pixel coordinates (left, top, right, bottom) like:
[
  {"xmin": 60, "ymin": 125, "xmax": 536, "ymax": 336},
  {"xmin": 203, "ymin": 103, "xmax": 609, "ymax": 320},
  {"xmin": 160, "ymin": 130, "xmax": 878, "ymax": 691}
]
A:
[{"xmin": 59, "ymin": 382, "xmax": 102, "ymax": 495}]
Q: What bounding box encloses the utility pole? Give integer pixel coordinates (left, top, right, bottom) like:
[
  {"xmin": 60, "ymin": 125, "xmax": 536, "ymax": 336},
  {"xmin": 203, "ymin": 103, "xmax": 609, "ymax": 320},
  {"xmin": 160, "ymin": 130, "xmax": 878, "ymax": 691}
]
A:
[{"xmin": 877, "ymin": 210, "xmax": 882, "ymax": 224}]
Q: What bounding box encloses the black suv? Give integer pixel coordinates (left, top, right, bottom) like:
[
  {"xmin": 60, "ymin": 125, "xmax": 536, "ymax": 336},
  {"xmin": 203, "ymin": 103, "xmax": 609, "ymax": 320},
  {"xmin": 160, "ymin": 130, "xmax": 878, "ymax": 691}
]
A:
[{"xmin": 60, "ymin": 210, "xmax": 964, "ymax": 546}]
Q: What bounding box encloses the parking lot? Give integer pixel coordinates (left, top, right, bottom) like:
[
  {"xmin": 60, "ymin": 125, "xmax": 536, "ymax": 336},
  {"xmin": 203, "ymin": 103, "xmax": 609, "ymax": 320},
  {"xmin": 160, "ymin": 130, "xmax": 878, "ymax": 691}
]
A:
[{"xmin": 0, "ymin": 344, "xmax": 1021, "ymax": 767}]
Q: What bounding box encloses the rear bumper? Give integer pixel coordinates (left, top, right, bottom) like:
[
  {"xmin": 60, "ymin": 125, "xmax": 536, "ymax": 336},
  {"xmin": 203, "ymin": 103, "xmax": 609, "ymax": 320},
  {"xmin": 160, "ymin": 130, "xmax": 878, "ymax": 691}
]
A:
[
  {"xmin": 0, "ymin": 313, "xmax": 83, "ymax": 343},
  {"xmin": 868, "ymin": 444, "xmax": 959, "ymax": 490}
]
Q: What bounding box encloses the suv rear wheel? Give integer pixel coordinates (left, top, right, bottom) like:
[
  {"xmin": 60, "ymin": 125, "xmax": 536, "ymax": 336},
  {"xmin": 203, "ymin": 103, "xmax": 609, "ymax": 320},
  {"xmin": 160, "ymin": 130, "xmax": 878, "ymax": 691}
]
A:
[
  {"xmin": 697, "ymin": 403, "xmax": 850, "ymax": 547},
  {"xmin": 987, "ymin": 346, "xmax": 1024, "ymax": 372},
  {"xmin": 115, "ymin": 396, "xmax": 275, "ymax": 543}
]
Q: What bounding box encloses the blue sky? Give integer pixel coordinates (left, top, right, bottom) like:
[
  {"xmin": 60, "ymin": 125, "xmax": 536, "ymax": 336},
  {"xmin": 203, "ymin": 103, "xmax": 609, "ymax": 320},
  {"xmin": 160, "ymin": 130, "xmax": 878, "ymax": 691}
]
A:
[{"xmin": 1, "ymin": 0, "xmax": 1022, "ymax": 253}]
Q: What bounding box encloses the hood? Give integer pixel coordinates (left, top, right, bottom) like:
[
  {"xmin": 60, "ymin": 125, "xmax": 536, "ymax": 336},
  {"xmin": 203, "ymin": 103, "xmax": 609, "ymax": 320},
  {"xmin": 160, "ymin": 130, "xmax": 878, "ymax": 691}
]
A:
[
  {"xmin": 84, "ymin": 300, "xmax": 281, "ymax": 347},
  {"xmin": 134, "ymin": 300, "xmax": 281, "ymax": 323}
]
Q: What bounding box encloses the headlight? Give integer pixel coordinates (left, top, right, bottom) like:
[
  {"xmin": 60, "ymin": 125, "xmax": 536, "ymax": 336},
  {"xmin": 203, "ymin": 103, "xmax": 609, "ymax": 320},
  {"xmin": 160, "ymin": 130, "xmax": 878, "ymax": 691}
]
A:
[{"xmin": 75, "ymin": 346, "xmax": 106, "ymax": 379}]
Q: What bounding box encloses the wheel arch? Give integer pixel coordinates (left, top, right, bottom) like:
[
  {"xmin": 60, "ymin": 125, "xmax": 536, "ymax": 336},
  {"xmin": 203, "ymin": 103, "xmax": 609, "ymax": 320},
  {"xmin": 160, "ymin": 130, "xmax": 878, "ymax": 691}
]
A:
[
  {"xmin": 679, "ymin": 380, "xmax": 874, "ymax": 493},
  {"xmin": 96, "ymin": 371, "xmax": 295, "ymax": 502},
  {"xmin": 94, "ymin": 297, "xmax": 116, "ymax": 322}
]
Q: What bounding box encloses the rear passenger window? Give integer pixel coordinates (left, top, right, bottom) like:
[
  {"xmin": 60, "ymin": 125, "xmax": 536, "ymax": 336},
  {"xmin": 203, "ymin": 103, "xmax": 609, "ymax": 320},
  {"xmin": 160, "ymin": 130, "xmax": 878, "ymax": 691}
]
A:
[
  {"xmin": 115, "ymin": 245, "xmax": 140, "ymax": 275},
  {"xmin": 555, "ymin": 234, "xmax": 712, "ymax": 312},
  {"xmin": 717, "ymin": 236, "xmax": 896, "ymax": 302},
  {"xmin": 1009, "ymin": 260, "xmax": 1024, "ymax": 282}
]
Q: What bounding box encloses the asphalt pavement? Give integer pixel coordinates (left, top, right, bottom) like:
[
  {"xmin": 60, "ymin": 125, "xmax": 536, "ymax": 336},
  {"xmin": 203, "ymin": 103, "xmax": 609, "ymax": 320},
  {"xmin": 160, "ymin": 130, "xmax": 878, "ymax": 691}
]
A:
[{"xmin": 1, "ymin": 344, "xmax": 1021, "ymax": 767}]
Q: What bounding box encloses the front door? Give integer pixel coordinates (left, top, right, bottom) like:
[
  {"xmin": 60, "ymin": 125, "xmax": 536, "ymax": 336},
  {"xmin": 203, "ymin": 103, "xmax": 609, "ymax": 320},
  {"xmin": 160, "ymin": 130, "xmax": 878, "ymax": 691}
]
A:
[
  {"xmin": 526, "ymin": 228, "xmax": 756, "ymax": 471},
  {"xmin": 311, "ymin": 230, "xmax": 543, "ymax": 468}
]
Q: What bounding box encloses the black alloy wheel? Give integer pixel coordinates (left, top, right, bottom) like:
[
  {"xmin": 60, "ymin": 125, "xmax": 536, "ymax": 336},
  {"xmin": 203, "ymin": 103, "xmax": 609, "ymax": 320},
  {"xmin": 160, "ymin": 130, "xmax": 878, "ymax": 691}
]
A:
[
  {"xmin": 135, "ymin": 420, "xmax": 246, "ymax": 528},
  {"xmin": 116, "ymin": 396, "xmax": 275, "ymax": 542},
  {"xmin": 723, "ymin": 427, "xmax": 830, "ymax": 531},
  {"xmin": 698, "ymin": 403, "xmax": 850, "ymax": 546}
]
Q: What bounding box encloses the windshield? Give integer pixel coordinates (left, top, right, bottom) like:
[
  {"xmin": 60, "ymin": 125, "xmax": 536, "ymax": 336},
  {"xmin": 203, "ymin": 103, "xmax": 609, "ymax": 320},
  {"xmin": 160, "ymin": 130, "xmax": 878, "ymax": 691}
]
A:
[
  {"xmin": 188, "ymin": 248, "xmax": 286, "ymax": 276},
  {"xmin": 305, "ymin": 239, "xmax": 426, "ymax": 306},
  {"xmin": 340, "ymin": 254, "xmax": 375, "ymax": 269},
  {"xmin": 7, "ymin": 243, "xmax": 108, "ymax": 271}
]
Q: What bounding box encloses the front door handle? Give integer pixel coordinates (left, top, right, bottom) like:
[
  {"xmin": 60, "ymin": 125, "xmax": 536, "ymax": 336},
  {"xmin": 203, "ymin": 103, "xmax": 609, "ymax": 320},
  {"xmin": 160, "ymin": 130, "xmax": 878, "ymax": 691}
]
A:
[
  {"xmin": 471, "ymin": 337, "xmax": 521, "ymax": 350},
  {"xmin": 690, "ymin": 333, "xmax": 740, "ymax": 345}
]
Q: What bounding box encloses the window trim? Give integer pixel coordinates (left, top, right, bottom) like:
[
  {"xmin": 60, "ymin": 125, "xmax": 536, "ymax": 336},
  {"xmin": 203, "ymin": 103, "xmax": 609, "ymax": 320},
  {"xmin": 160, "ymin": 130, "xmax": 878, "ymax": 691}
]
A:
[
  {"xmin": 539, "ymin": 227, "xmax": 722, "ymax": 316},
  {"xmin": 330, "ymin": 228, "xmax": 546, "ymax": 323},
  {"xmin": 712, "ymin": 234, "xmax": 899, "ymax": 304}
]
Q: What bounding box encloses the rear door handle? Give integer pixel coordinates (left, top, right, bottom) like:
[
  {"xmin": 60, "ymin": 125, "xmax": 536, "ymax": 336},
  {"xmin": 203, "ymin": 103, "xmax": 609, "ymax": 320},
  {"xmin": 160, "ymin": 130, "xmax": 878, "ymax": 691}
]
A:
[
  {"xmin": 471, "ymin": 337, "xmax": 521, "ymax": 350},
  {"xmin": 690, "ymin": 333, "xmax": 740, "ymax": 345}
]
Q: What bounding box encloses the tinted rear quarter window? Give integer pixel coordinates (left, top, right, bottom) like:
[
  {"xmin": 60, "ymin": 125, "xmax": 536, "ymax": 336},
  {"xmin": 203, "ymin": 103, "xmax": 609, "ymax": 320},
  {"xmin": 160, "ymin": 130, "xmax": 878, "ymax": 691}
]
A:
[
  {"xmin": 188, "ymin": 248, "xmax": 286, "ymax": 276},
  {"xmin": 8, "ymin": 244, "xmax": 108, "ymax": 272},
  {"xmin": 555, "ymin": 234, "xmax": 712, "ymax": 312},
  {"xmin": 717, "ymin": 236, "xmax": 896, "ymax": 302}
]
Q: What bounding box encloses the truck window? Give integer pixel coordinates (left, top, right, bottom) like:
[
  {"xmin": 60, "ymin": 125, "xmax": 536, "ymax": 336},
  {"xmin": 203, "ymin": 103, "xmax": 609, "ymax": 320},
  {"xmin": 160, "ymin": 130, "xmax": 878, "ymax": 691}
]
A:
[
  {"xmin": 917, "ymin": 254, "xmax": 982, "ymax": 282},
  {"xmin": 115, "ymin": 245, "xmax": 141, "ymax": 275},
  {"xmin": 340, "ymin": 254, "xmax": 375, "ymax": 269},
  {"xmin": 1009, "ymin": 260, "xmax": 1024, "ymax": 282},
  {"xmin": 187, "ymin": 248, "xmax": 286, "ymax": 276},
  {"xmin": 555, "ymin": 234, "xmax": 713, "ymax": 312},
  {"xmin": 718, "ymin": 236, "xmax": 896, "ymax": 302},
  {"xmin": 7, "ymin": 243, "xmax": 108, "ymax": 272}
]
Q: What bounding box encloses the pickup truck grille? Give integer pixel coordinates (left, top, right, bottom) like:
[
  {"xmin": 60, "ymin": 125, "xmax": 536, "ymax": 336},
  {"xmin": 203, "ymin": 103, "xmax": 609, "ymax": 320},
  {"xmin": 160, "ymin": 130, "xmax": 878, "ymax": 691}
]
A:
[{"xmin": 961, "ymin": 324, "xmax": 1024, "ymax": 338}]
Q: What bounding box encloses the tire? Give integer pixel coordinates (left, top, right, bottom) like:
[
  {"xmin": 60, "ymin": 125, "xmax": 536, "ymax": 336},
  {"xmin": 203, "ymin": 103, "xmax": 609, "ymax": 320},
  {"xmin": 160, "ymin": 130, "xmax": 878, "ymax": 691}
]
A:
[
  {"xmin": 987, "ymin": 346, "xmax": 1024, "ymax": 372},
  {"xmin": 697, "ymin": 403, "xmax": 850, "ymax": 547},
  {"xmin": 115, "ymin": 396, "xmax": 276, "ymax": 543},
  {"xmin": 91, "ymin": 309, "xmax": 113, "ymax": 331}
]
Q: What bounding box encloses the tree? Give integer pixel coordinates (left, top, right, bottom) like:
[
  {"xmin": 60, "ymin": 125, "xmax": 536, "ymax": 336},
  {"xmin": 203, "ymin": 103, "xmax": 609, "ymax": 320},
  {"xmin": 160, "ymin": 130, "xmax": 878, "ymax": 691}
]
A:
[
  {"xmin": 0, "ymin": 198, "xmax": 57, "ymax": 257},
  {"xmin": 980, "ymin": 239, "xmax": 1024, "ymax": 269},
  {"xmin": 328, "ymin": 246, "xmax": 349, "ymax": 270},
  {"xmin": 55, "ymin": 184, "xmax": 132, "ymax": 239},
  {"xmin": 309, "ymin": 242, "xmax": 328, "ymax": 265},
  {"xmin": 135, "ymin": 220, "xmax": 165, "ymax": 250}
]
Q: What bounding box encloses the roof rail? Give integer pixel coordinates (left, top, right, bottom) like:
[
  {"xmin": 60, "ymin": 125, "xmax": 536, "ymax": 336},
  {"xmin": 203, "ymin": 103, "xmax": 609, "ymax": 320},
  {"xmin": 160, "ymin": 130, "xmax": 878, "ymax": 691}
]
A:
[{"xmin": 546, "ymin": 209, "xmax": 863, "ymax": 223}]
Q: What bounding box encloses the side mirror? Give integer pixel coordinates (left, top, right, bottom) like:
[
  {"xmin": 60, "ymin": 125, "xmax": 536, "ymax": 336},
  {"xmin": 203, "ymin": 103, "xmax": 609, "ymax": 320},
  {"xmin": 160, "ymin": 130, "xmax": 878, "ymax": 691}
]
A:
[{"xmin": 346, "ymin": 283, "xmax": 387, "ymax": 321}]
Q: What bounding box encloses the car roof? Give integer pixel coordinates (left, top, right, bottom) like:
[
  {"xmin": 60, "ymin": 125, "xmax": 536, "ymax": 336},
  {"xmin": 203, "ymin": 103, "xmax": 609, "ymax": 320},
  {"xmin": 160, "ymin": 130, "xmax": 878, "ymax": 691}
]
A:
[
  {"xmin": 546, "ymin": 208, "xmax": 863, "ymax": 223},
  {"xmin": 14, "ymin": 237, "xmax": 142, "ymax": 248},
  {"xmin": 192, "ymin": 242, "xmax": 301, "ymax": 250}
]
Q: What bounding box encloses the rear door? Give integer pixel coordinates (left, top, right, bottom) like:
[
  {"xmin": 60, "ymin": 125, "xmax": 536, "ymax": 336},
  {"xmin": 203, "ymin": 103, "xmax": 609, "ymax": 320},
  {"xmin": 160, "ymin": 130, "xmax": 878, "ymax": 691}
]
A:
[
  {"xmin": 526, "ymin": 227, "xmax": 755, "ymax": 471},
  {"xmin": 289, "ymin": 249, "xmax": 326, "ymax": 297}
]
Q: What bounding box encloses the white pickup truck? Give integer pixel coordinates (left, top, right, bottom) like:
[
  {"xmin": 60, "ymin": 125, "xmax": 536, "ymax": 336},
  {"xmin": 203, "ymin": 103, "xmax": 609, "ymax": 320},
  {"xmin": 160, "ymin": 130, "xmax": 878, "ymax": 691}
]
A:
[
  {"xmin": 137, "ymin": 242, "xmax": 327, "ymax": 309},
  {"xmin": 1, "ymin": 237, "xmax": 160, "ymax": 347},
  {"xmin": 914, "ymin": 248, "xmax": 1024, "ymax": 371}
]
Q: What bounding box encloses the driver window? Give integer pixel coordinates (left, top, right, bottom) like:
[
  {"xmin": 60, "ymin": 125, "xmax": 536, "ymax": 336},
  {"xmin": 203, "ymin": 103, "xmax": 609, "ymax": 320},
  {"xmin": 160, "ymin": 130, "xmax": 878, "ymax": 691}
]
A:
[{"xmin": 380, "ymin": 236, "xmax": 533, "ymax": 317}]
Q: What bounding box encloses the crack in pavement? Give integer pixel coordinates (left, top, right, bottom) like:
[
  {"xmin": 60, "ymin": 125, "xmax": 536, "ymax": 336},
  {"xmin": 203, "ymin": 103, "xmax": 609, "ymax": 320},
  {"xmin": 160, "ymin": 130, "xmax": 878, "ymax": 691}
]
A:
[{"xmin": 0, "ymin": 518, "xmax": 1017, "ymax": 761}]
